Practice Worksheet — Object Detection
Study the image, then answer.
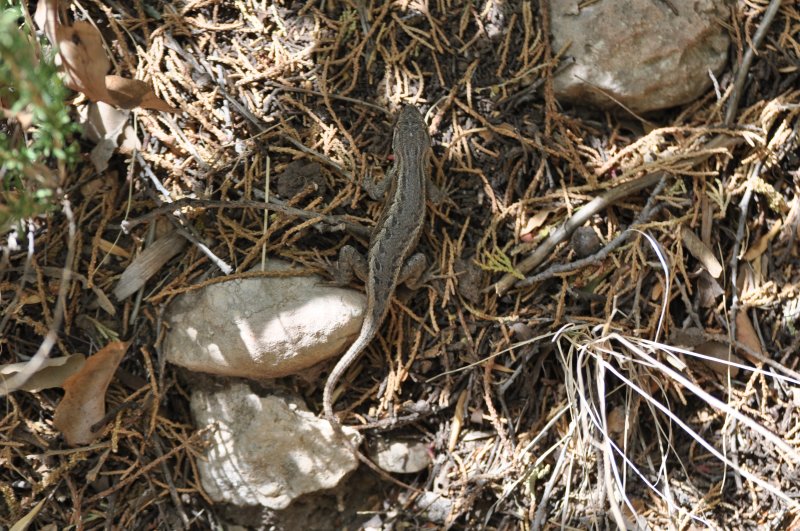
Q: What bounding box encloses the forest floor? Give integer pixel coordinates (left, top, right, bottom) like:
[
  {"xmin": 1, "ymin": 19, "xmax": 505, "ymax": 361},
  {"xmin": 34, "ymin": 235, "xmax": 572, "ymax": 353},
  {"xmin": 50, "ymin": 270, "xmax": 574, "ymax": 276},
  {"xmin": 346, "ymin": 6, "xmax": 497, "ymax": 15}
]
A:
[{"xmin": 3, "ymin": 1, "xmax": 800, "ymax": 529}]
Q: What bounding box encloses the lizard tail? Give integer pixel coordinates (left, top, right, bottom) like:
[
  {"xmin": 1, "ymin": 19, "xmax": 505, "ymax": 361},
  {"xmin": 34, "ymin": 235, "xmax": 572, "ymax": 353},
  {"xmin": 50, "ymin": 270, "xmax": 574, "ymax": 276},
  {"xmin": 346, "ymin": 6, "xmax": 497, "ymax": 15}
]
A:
[{"xmin": 323, "ymin": 313, "xmax": 378, "ymax": 425}]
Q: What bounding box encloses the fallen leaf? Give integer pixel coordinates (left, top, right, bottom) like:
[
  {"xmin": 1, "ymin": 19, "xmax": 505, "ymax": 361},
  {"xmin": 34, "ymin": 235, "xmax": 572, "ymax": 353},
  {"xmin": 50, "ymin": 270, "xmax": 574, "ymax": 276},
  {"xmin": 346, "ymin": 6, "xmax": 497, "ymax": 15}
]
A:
[
  {"xmin": 78, "ymin": 102, "xmax": 130, "ymax": 172},
  {"xmin": 735, "ymin": 311, "xmax": 766, "ymax": 363},
  {"xmin": 56, "ymin": 21, "xmax": 112, "ymax": 102},
  {"xmin": 105, "ymin": 75, "xmax": 179, "ymax": 113},
  {"xmin": 53, "ymin": 341, "xmax": 129, "ymax": 446},
  {"xmin": 34, "ymin": 0, "xmax": 177, "ymax": 114},
  {"xmin": 10, "ymin": 497, "xmax": 47, "ymax": 531},
  {"xmin": 681, "ymin": 226, "xmax": 722, "ymax": 278},
  {"xmin": 0, "ymin": 354, "xmax": 86, "ymax": 392},
  {"xmin": 695, "ymin": 341, "xmax": 742, "ymax": 378},
  {"xmin": 743, "ymin": 219, "xmax": 783, "ymax": 261},
  {"xmin": 521, "ymin": 210, "xmax": 550, "ymax": 237},
  {"xmin": 113, "ymin": 231, "xmax": 187, "ymax": 300}
]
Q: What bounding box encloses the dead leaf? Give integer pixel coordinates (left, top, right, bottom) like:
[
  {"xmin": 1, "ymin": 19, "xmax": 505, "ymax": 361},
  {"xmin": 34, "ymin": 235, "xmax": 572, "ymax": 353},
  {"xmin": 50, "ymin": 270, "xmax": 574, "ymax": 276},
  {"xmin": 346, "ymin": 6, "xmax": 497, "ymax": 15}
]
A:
[
  {"xmin": 0, "ymin": 354, "xmax": 86, "ymax": 392},
  {"xmin": 53, "ymin": 341, "xmax": 129, "ymax": 446},
  {"xmin": 735, "ymin": 311, "xmax": 766, "ymax": 363},
  {"xmin": 681, "ymin": 226, "xmax": 722, "ymax": 278},
  {"xmin": 56, "ymin": 21, "xmax": 112, "ymax": 102},
  {"xmin": 696, "ymin": 270, "xmax": 724, "ymax": 308},
  {"xmin": 34, "ymin": 1, "xmax": 177, "ymax": 114},
  {"xmin": 10, "ymin": 497, "xmax": 47, "ymax": 531},
  {"xmin": 695, "ymin": 341, "xmax": 742, "ymax": 378},
  {"xmin": 78, "ymin": 102, "xmax": 130, "ymax": 172},
  {"xmin": 521, "ymin": 210, "xmax": 550, "ymax": 237},
  {"xmin": 105, "ymin": 75, "xmax": 179, "ymax": 112},
  {"xmin": 33, "ymin": 0, "xmax": 58, "ymax": 48},
  {"xmin": 113, "ymin": 231, "xmax": 187, "ymax": 300},
  {"xmin": 743, "ymin": 219, "xmax": 783, "ymax": 261},
  {"xmin": 1, "ymin": 108, "xmax": 34, "ymax": 130}
]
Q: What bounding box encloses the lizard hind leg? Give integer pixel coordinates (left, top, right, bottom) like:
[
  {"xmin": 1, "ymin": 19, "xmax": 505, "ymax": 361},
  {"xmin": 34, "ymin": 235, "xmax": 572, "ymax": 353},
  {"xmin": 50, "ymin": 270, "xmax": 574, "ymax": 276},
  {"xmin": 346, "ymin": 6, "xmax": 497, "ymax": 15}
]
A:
[{"xmin": 397, "ymin": 252, "xmax": 427, "ymax": 290}]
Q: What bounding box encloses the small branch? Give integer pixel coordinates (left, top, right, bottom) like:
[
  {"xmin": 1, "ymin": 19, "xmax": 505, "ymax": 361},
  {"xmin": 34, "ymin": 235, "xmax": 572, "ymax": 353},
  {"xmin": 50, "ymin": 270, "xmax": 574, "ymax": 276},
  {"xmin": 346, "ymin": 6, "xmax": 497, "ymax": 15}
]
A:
[
  {"xmin": 493, "ymin": 172, "xmax": 666, "ymax": 295},
  {"xmin": 724, "ymin": 0, "xmax": 783, "ymax": 126},
  {"xmin": 120, "ymin": 197, "xmax": 369, "ymax": 238},
  {"xmin": 518, "ymin": 175, "xmax": 668, "ymax": 286}
]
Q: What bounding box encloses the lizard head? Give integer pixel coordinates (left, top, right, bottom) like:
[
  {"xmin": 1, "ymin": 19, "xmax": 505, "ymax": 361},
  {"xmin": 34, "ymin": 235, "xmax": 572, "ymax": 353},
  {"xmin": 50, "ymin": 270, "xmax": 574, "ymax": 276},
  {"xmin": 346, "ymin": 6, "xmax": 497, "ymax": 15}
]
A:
[{"xmin": 393, "ymin": 105, "xmax": 431, "ymax": 153}]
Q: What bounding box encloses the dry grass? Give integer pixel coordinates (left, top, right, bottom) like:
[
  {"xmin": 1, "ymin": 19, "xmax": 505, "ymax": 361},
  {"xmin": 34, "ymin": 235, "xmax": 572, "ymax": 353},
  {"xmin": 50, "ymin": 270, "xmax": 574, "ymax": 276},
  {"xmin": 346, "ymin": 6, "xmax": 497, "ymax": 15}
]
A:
[{"xmin": 2, "ymin": 0, "xmax": 800, "ymax": 528}]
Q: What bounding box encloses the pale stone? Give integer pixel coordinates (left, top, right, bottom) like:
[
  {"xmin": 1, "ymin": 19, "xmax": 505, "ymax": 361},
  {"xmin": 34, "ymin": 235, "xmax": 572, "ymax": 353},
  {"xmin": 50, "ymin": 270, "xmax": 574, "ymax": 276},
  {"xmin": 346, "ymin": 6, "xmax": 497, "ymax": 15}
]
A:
[
  {"xmin": 550, "ymin": 0, "xmax": 729, "ymax": 113},
  {"xmin": 163, "ymin": 259, "xmax": 365, "ymax": 378},
  {"xmin": 369, "ymin": 438, "xmax": 431, "ymax": 474},
  {"xmin": 190, "ymin": 383, "xmax": 361, "ymax": 509}
]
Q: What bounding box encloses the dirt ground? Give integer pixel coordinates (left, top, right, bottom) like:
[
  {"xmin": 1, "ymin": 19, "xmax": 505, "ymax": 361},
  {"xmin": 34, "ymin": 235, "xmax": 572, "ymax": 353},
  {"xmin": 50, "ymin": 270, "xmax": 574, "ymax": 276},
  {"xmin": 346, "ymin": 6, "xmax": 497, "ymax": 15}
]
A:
[{"xmin": 3, "ymin": 0, "xmax": 800, "ymax": 529}]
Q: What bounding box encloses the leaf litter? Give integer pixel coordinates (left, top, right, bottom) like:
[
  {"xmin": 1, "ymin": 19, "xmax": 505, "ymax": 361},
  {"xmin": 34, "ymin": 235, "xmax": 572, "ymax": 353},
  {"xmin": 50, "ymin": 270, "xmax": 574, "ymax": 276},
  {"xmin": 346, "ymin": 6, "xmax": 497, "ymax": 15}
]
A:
[{"xmin": 1, "ymin": 0, "xmax": 800, "ymax": 528}]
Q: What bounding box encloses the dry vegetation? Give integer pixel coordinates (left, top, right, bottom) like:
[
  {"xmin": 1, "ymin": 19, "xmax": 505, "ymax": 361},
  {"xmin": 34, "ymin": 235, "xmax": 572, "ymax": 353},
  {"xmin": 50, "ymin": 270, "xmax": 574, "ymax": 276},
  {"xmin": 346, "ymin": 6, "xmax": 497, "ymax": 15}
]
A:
[{"xmin": 2, "ymin": 0, "xmax": 800, "ymax": 529}]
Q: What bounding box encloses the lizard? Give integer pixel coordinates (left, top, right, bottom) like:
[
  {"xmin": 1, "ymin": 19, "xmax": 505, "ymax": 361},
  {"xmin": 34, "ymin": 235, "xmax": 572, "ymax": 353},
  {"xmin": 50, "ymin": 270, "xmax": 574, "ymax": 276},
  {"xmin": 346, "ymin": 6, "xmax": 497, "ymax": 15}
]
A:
[{"xmin": 323, "ymin": 104, "xmax": 430, "ymax": 441}]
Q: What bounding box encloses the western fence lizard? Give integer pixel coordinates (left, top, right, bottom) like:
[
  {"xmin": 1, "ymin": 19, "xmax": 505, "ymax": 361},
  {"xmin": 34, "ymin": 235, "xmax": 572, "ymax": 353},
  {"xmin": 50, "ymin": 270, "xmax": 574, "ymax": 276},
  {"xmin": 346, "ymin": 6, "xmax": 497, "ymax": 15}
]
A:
[{"xmin": 323, "ymin": 104, "xmax": 430, "ymax": 433}]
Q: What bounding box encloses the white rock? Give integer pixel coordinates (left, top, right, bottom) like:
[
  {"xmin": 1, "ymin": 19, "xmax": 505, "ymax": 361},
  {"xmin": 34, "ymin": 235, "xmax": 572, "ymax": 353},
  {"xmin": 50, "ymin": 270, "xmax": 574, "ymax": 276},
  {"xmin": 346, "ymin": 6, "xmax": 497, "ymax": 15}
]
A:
[
  {"xmin": 550, "ymin": 0, "xmax": 729, "ymax": 113},
  {"xmin": 414, "ymin": 491, "xmax": 454, "ymax": 524},
  {"xmin": 369, "ymin": 438, "xmax": 431, "ymax": 474},
  {"xmin": 164, "ymin": 259, "xmax": 365, "ymax": 378},
  {"xmin": 191, "ymin": 383, "xmax": 361, "ymax": 509}
]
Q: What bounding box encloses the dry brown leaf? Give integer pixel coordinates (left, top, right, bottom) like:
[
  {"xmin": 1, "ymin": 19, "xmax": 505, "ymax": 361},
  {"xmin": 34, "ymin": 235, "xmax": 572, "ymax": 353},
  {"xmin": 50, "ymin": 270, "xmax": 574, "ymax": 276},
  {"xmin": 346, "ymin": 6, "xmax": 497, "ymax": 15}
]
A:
[
  {"xmin": 520, "ymin": 210, "xmax": 550, "ymax": 237},
  {"xmin": 735, "ymin": 311, "xmax": 766, "ymax": 363},
  {"xmin": 743, "ymin": 219, "xmax": 783, "ymax": 261},
  {"xmin": 52, "ymin": 341, "xmax": 129, "ymax": 446},
  {"xmin": 56, "ymin": 21, "xmax": 111, "ymax": 102},
  {"xmin": 0, "ymin": 354, "xmax": 86, "ymax": 392},
  {"xmin": 34, "ymin": 1, "xmax": 177, "ymax": 114},
  {"xmin": 105, "ymin": 75, "xmax": 179, "ymax": 112},
  {"xmin": 694, "ymin": 341, "xmax": 742, "ymax": 378},
  {"xmin": 113, "ymin": 231, "xmax": 187, "ymax": 300},
  {"xmin": 33, "ymin": 0, "xmax": 58, "ymax": 47},
  {"xmin": 10, "ymin": 497, "xmax": 47, "ymax": 531},
  {"xmin": 1, "ymin": 108, "xmax": 34, "ymax": 130},
  {"xmin": 681, "ymin": 226, "xmax": 722, "ymax": 278}
]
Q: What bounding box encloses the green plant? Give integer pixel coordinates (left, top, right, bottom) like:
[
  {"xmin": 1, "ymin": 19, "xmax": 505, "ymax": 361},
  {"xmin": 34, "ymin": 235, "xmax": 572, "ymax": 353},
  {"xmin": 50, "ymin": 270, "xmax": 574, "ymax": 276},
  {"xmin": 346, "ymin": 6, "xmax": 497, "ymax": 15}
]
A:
[{"xmin": 0, "ymin": 4, "xmax": 78, "ymax": 234}]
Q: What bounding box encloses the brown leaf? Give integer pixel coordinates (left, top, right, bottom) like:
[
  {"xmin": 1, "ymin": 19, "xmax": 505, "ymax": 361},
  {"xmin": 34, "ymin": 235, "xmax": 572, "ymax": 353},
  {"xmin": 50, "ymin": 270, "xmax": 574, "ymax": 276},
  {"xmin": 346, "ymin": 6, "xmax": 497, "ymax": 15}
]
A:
[
  {"xmin": 105, "ymin": 75, "xmax": 179, "ymax": 112},
  {"xmin": 33, "ymin": 0, "xmax": 59, "ymax": 47},
  {"xmin": 695, "ymin": 341, "xmax": 742, "ymax": 378},
  {"xmin": 56, "ymin": 21, "xmax": 111, "ymax": 102},
  {"xmin": 743, "ymin": 219, "xmax": 783, "ymax": 261},
  {"xmin": 735, "ymin": 311, "xmax": 766, "ymax": 363},
  {"xmin": 53, "ymin": 341, "xmax": 129, "ymax": 446},
  {"xmin": 681, "ymin": 226, "xmax": 722, "ymax": 278},
  {"xmin": 113, "ymin": 231, "xmax": 187, "ymax": 300}
]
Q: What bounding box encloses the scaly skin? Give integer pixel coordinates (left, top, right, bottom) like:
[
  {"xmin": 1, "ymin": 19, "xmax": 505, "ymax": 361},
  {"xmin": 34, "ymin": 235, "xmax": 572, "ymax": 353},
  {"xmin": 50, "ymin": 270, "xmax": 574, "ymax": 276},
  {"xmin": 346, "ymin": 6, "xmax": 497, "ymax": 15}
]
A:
[{"xmin": 323, "ymin": 105, "xmax": 430, "ymax": 430}]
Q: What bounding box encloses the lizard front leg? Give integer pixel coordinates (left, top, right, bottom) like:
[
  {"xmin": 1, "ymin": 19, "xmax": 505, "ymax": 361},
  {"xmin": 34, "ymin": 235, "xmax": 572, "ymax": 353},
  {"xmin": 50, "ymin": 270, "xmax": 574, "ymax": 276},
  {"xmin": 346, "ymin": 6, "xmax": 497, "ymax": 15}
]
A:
[{"xmin": 331, "ymin": 245, "xmax": 369, "ymax": 285}]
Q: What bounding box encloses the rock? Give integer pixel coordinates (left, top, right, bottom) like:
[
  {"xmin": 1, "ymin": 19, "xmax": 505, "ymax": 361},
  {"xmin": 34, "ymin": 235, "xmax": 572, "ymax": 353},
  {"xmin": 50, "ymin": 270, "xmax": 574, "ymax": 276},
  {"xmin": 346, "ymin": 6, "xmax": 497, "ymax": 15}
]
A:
[
  {"xmin": 368, "ymin": 437, "xmax": 431, "ymax": 474},
  {"xmin": 549, "ymin": 0, "xmax": 729, "ymax": 113},
  {"xmin": 190, "ymin": 383, "xmax": 361, "ymax": 509},
  {"xmin": 413, "ymin": 491, "xmax": 454, "ymax": 524},
  {"xmin": 164, "ymin": 259, "xmax": 365, "ymax": 378}
]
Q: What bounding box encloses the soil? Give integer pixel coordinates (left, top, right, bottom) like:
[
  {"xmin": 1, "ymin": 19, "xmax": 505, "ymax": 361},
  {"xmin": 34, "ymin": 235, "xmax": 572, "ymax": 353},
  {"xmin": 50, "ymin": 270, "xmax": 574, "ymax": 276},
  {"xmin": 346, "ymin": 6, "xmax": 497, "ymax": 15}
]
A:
[{"xmin": 3, "ymin": 1, "xmax": 800, "ymax": 529}]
